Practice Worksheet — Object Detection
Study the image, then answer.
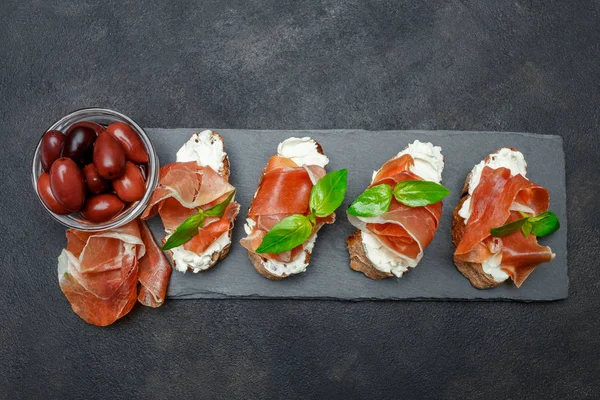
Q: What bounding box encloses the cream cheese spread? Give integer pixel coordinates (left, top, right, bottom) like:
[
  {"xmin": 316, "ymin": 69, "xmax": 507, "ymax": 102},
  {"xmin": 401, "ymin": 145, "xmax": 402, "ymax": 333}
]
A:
[
  {"xmin": 277, "ymin": 137, "xmax": 329, "ymax": 168},
  {"xmin": 176, "ymin": 130, "xmax": 226, "ymax": 174}
]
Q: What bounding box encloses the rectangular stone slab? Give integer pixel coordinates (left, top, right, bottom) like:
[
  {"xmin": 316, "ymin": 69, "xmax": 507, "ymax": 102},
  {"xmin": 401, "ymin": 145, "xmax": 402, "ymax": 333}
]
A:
[{"xmin": 146, "ymin": 129, "xmax": 568, "ymax": 301}]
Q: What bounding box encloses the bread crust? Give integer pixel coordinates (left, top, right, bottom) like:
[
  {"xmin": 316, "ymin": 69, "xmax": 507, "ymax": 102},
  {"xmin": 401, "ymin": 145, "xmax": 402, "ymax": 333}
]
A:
[
  {"xmin": 248, "ymin": 250, "xmax": 312, "ymax": 280},
  {"xmin": 451, "ymin": 148, "xmax": 523, "ymax": 289},
  {"xmin": 245, "ymin": 139, "xmax": 324, "ymax": 280},
  {"xmin": 167, "ymin": 131, "xmax": 235, "ymax": 273},
  {"xmin": 346, "ymin": 231, "xmax": 394, "ymax": 280}
]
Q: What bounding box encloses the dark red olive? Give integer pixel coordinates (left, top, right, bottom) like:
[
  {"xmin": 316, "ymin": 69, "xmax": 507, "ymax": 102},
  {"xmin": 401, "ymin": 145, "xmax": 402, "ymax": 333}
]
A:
[
  {"xmin": 80, "ymin": 194, "xmax": 125, "ymax": 223},
  {"xmin": 39, "ymin": 130, "xmax": 65, "ymax": 172},
  {"xmin": 106, "ymin": 122, "xmax": 149, "ymax": 163},
  {"xmin": 112, "ymin": 162, "xmax": 146, "ymax": 203},
  {"xmin": 93, "ymin": 131, "xmax": 126, "ymax": 179},
  {"xmin": 37, "ymin": 172, "xmax": 70, "ymax": 215},
  {"xmin": 62, "ymin": 125, "xmax": 96, "ymax": 165},
  {"xmin": 68, "ymin": 121, "xmax": 105, "ymax": 136},
  {"xmin": 83, "ymin": 163, "xmax": 110, "ymax": 194},
  {"xmin": 49, "ymin": 158, "xmax": 86, "ymax": 212}
]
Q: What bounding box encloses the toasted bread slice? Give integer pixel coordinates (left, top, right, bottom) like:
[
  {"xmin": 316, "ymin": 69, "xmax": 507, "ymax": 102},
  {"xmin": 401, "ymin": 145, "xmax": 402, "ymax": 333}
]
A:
[
  {"xmin": 346, "ymin": 231, "xmax": 394, "ymax": 280},
  {"xmin": 167, "ymin": 131, "xmax": 235, "ymax": 273},
  {"xmin": 451, "ymin": 148, "xmax": 522, "ymax": 289},
  {"xmin": 245, "ymin": 139, "xmax": 325, "ymax": 280}
]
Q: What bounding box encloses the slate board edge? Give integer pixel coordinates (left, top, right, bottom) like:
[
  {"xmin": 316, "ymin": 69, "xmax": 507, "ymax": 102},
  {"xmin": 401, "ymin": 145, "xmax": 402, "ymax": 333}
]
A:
[{"xmin": 148, "ymin": 128, "xmax": 564, "ymax": 143}]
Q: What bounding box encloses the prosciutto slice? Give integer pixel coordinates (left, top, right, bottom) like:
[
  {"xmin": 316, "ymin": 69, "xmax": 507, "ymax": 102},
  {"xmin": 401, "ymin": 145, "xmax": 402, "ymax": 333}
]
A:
[
  {"xmin": 454, "ymin": 166, "xmax": 554, "ymax": 286},
  {"xmin": 138, "ymin": 220, "xmax": 172, "ymax": 308},
  {"xmin": 141, "ymin": 162, "xmax": 239, "ymax": 256},
  {"xmin": 240, "ymin": 155, "xmax": 334, "ymax": 263},
  {"xmin": 348, "ymin": 154, "xmax": 443, "ymax": 266}
]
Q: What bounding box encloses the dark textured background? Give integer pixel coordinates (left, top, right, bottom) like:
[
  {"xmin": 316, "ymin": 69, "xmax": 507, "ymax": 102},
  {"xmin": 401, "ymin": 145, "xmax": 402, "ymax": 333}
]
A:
[{"xmin": 1, "ymin": 0, "xmax": 599, "ymax": 399}]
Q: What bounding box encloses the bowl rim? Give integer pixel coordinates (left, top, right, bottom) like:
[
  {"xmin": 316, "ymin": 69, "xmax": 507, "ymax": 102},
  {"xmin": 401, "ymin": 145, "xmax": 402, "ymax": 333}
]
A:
[{"xmin": 32, "ymin": 107, "xmax": 159, "ymax": 232}]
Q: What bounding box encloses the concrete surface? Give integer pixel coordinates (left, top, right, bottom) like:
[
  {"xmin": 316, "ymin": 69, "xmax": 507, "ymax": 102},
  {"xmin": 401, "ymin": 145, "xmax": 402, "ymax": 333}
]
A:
[{"xmin": 1, "ymin": 1, "xmax": 599, "ymax": 399}]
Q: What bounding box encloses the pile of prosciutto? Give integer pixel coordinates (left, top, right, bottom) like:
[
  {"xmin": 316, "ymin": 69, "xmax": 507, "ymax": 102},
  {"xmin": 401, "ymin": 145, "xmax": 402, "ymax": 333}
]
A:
[{"xmin": 58, "ymin": 220, "xmax": 171, "ymax": 326}]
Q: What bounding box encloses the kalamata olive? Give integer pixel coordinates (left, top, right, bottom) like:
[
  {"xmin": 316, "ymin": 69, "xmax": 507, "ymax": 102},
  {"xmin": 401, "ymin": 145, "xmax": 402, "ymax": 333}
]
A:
[
  {"xmin": 40, "ymin": 130, "xmax": 65, "ymax": 172},
  {"xmin": 49, "ymin": 158, "xmax": 86, "ymax": 212},
  {"xmin": 68, "ymin": 121, "xmax": 105, "ymax": 136},
  {"xmin": 62, "ymin": 125, "xmax": 96, "ymax": 165},
  {"xmin": 112, "ymin": 162, "xmax": 146, "ymax": 203},
  {"xmin": 80, "ymin": 194, "xmax": 125, "ymax": 223},
  {"xmin": 83, "ymin": 163, "xmax": 110, "ymax": 194},
  {"xmin": 93, "ymin": 131, "xmax": 126, "ymax": 179},
  {"xmin": 37, "ymin": 172, "xmax": 70, "ymax": 215},
  {"xmin": 106, "ymin": 122, "xmax": 149, "ymax": 163}
]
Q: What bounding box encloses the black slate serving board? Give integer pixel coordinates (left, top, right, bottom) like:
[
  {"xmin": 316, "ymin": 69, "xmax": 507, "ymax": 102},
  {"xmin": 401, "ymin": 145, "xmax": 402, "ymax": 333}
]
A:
[{"xmin": 146, "ymin": 129, "xmax": 567, "ymax": 301}]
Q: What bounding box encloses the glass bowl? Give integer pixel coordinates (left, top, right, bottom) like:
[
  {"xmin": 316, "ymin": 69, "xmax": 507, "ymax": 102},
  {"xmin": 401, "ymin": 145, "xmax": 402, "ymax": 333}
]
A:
[{"xmin": 32, "ymin": 108, "xmax": 159, "ymax": 231}]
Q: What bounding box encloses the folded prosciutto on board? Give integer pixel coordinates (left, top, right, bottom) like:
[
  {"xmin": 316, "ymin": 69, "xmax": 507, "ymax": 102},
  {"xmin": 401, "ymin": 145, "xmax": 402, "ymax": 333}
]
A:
[
  {"xmin": 346, "ymin": 140, "xmax": 449, "ymax": 279},
  {"xmin": 240, "ymin": 137, "xmax": 347, "ymax": 280},
  {"xmin": 141, "ymin": 131, "xmax": 240, "ymax": 273},
  {"xmin": 452, "ymin": 148, "xmax": 559, "ymax": 289},
  {"xmin": 57, "ymin": 219, "xmax": 171, "ymax": 326}
]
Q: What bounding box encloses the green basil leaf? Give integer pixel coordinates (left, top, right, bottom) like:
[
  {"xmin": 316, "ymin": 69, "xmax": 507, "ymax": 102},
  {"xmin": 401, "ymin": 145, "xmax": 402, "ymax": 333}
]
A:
[
  {"xmin": 204, "ymin": 190, "xmax": 236, "ymax": 217},
  {"xmin": 530, "ymin": 211, "xmax": 560, "ymax": 237},
  {"xmin": 309, "ymin": 169, "xmax": 348, "ymax": 217},
  {"xmin": 162, "ymin": 212, "xmax": 204, "ymax": 250},
  {"xmin": 392, "ymin": 180, "xmax": 450, "ymax": 207},
  {"xmin": 521, "ymin": 220, "xmax": 533, "ymax": 238},
  {"xmin": 490, "ymin": 218, "xmax": 526, "ymax": 237},
  {"xmin": 347, "ymin": 184, "xmax": 393, "ymax": 217},
  {"xmin": 256, "ymin": 215, "xmax": 313, "ymax": 254}
]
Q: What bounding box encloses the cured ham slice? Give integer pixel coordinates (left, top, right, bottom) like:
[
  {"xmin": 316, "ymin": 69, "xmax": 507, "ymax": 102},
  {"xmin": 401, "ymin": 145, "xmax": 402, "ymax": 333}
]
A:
[
  {"xmin": 138, "ymin": 220, "xmax": 172, "ymax": 308},
  {"xmin": 241, "ymin": 154, "xmax": 333, "ymax": 263},
  {"xmin": 58, "ymin": 221, "xmax": 145, "ymax": 326},
  {"xmin": 348, "ymin": 154, "xmax": 443, "ymax": 268},
  {"xmin": 141, "ymin": 161, "xmax": 239, "ymax": 260},
  {"xmin": 454, "ymin": 166, "xmax": 554, "ymax": 287}
]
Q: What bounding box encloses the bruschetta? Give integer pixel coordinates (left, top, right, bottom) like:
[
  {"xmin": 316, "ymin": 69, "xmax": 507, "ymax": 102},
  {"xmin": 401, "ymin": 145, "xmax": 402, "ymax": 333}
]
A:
[
  {"xmin": 240, "ymin": 137, "xmax": 347, "ymax": 280},
  {"xmin": 452, "ymin": 148, "xmax": 557, "ymax": 288},
  {"xmin": 141, "ymin": 130, "xmax": 240, "ymax": 273},
  {"xmin": 346, "ymin": 140, "xmax": 448, "ymax": 279}
]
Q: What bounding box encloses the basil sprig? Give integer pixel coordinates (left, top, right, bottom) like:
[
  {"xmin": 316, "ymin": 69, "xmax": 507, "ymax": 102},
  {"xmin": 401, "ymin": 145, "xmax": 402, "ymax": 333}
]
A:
[
  {"xmin": 348, "ymin": 180, "xmax": 450, "ymax": 217},
  {"xmin": 347, "ymin": 184, "xmax": 392, "ymax": 217},
  {"xmin": 162, "ymin": 190, "xmax": 236, "ymax": 251},
  {"xmin": 490, "ymin": 211, "xmax": 560, "ymax": 238},
  {"xmin": 393, "ymin": 180, "xmax": 450, "ymax": 207},
  {"xmin": 256, "ymin": 169, "xmax": 347, "ymax": 254},
  {"xmin": 255, "ymin": 215, "xmax": 313, "ymax": 254}
]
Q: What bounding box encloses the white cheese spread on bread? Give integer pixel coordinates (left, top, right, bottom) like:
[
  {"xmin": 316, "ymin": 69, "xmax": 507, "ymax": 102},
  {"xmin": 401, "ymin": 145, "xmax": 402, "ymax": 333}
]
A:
[
  {"xmin": 277, "ymin": 137, "xmax": 329, "ymax": 168},
  {"xmin": 176, "ymin": 130, "xmax": 226, "ymax": 174}
]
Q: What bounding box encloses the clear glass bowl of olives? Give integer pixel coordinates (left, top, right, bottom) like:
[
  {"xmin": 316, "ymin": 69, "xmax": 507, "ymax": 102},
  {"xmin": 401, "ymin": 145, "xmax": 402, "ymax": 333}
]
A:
[{"xmin": 32, "ymin": 108, "xmax": 159, "ymax": 231}]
